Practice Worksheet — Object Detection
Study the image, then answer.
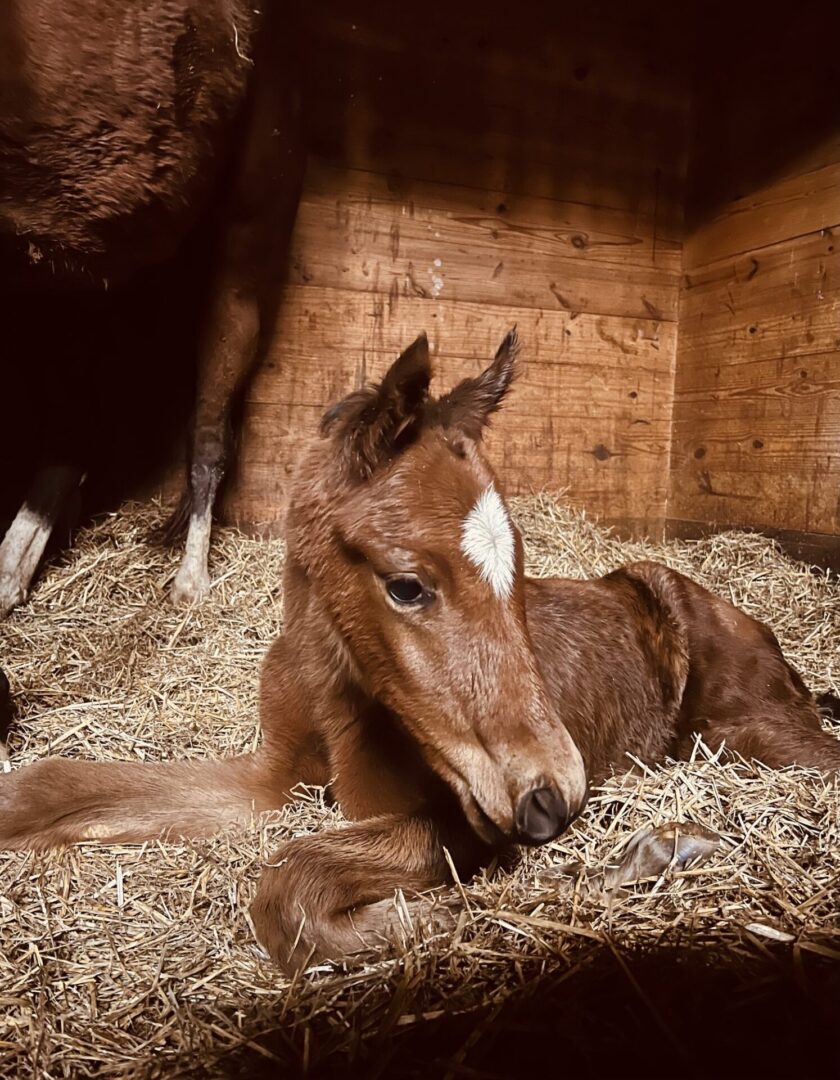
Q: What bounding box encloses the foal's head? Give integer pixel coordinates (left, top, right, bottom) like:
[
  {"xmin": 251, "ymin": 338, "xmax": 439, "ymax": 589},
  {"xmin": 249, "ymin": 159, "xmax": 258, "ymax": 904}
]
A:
[{"xmin": 287, "ymin": 331, "xmax": 587, "ymax": 846}]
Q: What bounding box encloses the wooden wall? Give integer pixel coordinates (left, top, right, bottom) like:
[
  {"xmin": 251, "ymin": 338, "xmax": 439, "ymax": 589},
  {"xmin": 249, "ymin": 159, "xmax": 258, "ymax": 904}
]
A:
[
  {"xmin": 220, "ymin": 2, "xmax": 691, "ymax": 536},
  {"xmin": 667, "ymin": 10, "xmax": 840, "ymax": 564}
]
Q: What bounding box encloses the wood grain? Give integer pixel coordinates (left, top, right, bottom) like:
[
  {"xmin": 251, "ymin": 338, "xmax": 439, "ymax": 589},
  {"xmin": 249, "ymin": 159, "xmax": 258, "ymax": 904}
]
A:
[
  {"xmin": 669, "ymin": 61, "xmax": 837, "ymax": 548},
  {"xmin": 685, "ymin": 5, "xmax": 840, "ymax": 228},
  {"xmin": 300, "ymin": 3, "xmax": 688, "ymax": 230},
  {"xmin": 685, "ymin": 163, "xmax": 840, "ymax": 269},
  {"xmin": 221, "ymin": 286, "xmax": 675, "ymax": 530},
  {"xmin": 679, "ymin": 231, "xmax": 839, "ymax": 372},
  {"xmin": 175, "ymin": 2, "xmax": 692, "ymax": 537},
  {"xmin": 289, "ymin": 164, "xmax": 679, "ymax": 321}
]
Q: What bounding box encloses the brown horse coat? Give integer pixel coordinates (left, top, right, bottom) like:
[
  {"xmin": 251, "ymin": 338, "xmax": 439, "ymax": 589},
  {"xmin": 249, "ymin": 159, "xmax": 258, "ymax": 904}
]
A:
[
  {"xmin": 0, "ymin": 0, "xmax": 303, "ymax": 617},
  {"xmin": 1, "ymin": 331, "xmax": 837, "ymax": 973}
]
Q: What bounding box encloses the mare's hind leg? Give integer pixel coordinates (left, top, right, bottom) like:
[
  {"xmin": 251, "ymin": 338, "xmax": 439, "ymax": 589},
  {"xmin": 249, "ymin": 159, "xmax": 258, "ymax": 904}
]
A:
[
  {"xmin": 170, "ymin": 48, "xmax": 303, "ymax": 606},
  {"xmin": 0, "ymin": 465, "xmax": 83, "ymax": 618},
  {"xmin": 251, "ymin": 813, "xmax": 490, "ymax": 974},
  {"xmin": 0, "ymin": 667, "xmax": 12, "ymax": 762}
]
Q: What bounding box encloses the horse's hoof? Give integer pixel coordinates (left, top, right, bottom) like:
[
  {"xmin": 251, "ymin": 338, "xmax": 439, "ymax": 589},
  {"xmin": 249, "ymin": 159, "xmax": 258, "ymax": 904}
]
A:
[
  {"xmin": 170, "ymin": 563, "xmax": 211, "ymax": 607},
  {"xmin": 0, "ymin": 576, "xmax": 26, "ymax": 620}
]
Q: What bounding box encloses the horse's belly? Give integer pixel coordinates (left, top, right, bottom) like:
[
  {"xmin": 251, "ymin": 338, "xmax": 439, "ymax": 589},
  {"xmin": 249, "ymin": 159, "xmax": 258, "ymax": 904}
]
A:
[{"xmin": 0, "ymin": 0, "xmax": 258, "ymax": 287}]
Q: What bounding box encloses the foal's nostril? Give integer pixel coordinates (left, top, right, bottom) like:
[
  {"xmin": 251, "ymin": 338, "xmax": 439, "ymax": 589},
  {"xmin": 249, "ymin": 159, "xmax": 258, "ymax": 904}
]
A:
[{"xmin": 515, "ymin": 786, "xmax": 570, "ymax": 845}]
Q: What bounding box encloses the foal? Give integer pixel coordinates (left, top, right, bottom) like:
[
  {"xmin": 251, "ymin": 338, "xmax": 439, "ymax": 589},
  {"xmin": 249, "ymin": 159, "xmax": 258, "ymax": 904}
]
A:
[{"xmin": 1, "ymin": 331, "xmax": 838, "ymax": 973}]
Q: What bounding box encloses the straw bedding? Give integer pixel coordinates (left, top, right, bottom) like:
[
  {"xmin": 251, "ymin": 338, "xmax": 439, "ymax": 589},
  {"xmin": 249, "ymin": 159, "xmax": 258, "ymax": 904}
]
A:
[{"xmin": 0, "ymin": 495, "xmax": 838, "ymax": 1079}]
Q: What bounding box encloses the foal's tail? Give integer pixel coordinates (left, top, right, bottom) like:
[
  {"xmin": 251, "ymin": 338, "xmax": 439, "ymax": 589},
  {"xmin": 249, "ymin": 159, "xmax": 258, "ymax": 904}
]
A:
[{"xmin": 0, "ymin": 752, "xmax": 281, "ymax": 850}]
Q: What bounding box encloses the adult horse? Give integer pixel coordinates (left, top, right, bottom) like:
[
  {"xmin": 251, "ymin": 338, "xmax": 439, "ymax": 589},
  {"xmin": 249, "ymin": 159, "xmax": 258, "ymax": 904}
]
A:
[{"xmin": 0, "ymin": 0, "xmax": 303, "ymax": 615}]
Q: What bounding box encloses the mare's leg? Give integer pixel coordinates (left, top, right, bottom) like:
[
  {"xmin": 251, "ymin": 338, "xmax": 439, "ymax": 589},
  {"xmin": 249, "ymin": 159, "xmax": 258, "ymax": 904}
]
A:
[
  {"xmin": 170, "ymin": 53, "xmax": 304, "ymax": 606},
  {"xmin": 0, "ymin": 667, "xmax": 12, "ymax": 762},
  {"xmin": 0, "ymin": 465, "xmax": 83, "ymax": 618},
  {"xmin": 251, "ymin": 813, "xmax": 491, "ymax": 974}
]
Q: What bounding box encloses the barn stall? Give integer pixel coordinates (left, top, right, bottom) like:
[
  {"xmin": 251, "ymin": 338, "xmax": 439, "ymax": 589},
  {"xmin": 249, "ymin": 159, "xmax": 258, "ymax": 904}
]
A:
[{"xmin": 1, "ymin": 2, "xmax": 839, "ymax": 1077}]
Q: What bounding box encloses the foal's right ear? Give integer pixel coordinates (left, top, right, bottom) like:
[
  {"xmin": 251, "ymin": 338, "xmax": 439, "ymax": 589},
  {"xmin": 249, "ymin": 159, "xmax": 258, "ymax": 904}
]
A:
[{"xmin": 320, "ymin": 335, "xmax": 432, "ymax": 479}]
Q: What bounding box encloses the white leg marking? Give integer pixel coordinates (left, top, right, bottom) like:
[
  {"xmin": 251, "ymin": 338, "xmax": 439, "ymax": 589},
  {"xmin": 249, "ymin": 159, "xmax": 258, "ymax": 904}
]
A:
[
  {"xmin": 460, "ymin": 486, "xmax": 515, "ymax": 599},
  {"xmin": 0, "ymin": 505, "xmax": 54, "ymax": 618},
  {"xmin": 170, "ymin": 509, "xmax": 213, "ymax": 606}
]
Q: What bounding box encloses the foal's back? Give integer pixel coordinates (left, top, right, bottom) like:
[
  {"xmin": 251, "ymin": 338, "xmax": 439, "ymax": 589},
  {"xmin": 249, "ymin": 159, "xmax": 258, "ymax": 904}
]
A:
[{"xmin": 527, "ymin": 561, "xmax": 840, "ymax": 779}]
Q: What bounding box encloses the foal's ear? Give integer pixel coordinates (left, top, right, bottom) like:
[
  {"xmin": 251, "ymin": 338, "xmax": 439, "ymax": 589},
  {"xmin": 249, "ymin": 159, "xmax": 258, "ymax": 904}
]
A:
[
  {"xmin": 436, "ymin": 328, "xmax": 520, "ymax": 439},
  {"xmin": 320, "ymin": 334, "xmax": 432, "ymax": 478}
]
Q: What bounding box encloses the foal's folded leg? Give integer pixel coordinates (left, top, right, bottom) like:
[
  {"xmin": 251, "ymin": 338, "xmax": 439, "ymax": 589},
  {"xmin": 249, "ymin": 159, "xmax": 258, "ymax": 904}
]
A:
[{"xmin": 251, "ymin": 814, "xmax": 490, "ymax": 974}]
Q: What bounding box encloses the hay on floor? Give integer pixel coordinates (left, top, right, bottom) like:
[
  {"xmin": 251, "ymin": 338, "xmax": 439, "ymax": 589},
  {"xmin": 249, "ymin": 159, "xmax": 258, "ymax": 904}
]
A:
[{"xmin": 0, "ymin": 495, "xmax": 838, "ymax": 1078}]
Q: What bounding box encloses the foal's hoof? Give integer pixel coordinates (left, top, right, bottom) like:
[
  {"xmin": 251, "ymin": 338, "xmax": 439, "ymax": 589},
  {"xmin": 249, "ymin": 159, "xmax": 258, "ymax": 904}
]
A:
[
  {"xmin": 602, "ymin": 821, "xmax": 721, "ymax": 889},
  {"xmin": 0, "ymin": 576, "xmax": 26, "ymax": 620},
  {"xmin": 541, "ymin": 821, "xmax": 722, "ymax": 897},
  {"xmin": 170, "ymin": 563, "xmax": 211, "ymax": 607}
]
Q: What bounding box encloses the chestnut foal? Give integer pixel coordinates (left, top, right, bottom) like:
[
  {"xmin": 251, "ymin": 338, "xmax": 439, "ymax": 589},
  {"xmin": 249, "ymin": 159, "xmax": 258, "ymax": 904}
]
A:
[{"xmin": 1, "ymin": 331, "xmax": 838, "ymax": 973}]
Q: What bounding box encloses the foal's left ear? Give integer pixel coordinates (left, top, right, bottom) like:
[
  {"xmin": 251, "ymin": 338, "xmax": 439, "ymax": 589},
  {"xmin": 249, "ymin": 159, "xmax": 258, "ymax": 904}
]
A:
[
  {"xmin": 320, "ymin": 334, "xmax": 432, "ymax": 478},
  {"xmin": 436, "ymin": 328, "xmax": 520, "ymax": 439}
]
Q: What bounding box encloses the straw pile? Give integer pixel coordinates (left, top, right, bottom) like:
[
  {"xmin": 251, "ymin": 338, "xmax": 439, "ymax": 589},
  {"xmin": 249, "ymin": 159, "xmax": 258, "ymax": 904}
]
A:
[{"xmin": 1, "ymin": 495, "xmax": 838, "ymax": 1079}]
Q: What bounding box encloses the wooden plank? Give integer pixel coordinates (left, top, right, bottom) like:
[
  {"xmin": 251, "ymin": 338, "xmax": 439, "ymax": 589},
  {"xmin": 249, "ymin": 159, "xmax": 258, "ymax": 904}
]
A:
[
  {"xmin": 303, "ymin": 51, "xmax": 686, "ymax": 171},
  {"xmin": 672, "ymin": 351, "xmax": 840, "ymax": 415},
  {"xmin": 307, "ymin": 0, "xmax": 692, "ymax": 106},
  {"xmin": 289, "ymin": 162, "xmax": 680, "ymax": 321},
  {"xmin": 669, "ymin": 351, "xmax": 840, "ymax": 535},
  {"xmin": 300, "ymin": 161, "xmax": 681, "ymax": 271},
  {"xmin": 304, "ymin": 2, "xmax": 692, "ymax": 124},
  {"xmin": 227, "ymin": 405, "xmax": 671, "ymax": 531},
  {"xmin": 670, "ymin": 141, "xmax": 839, "ymax": 544},
  {"xmin": 306, "ymin": 106, "xmax": 684, "ymax": 230},
  {"xmin": 213, "ymin": 3, "xmax": 688, "ymax": 535},
  {"xmin": 248, "ymin": 286, "xmax": 675, "ymax": 405},
  {"xmin": 220, "ymin": 285, "xmax": 675, "ymax": 530},
  {"xmin": 677, "ymin": 231, "xmax": 839, "ymax": 371},
  {"xmin": 684, "ymin": 162, "xmax": 840, "ymax": 268},
  {"xmin": 300, "ymin": 6, "xmax": 688, "ymax": 229},
  {"xmin": 667, "ymin": 460, "xmax": 840, "ymax": 535}
]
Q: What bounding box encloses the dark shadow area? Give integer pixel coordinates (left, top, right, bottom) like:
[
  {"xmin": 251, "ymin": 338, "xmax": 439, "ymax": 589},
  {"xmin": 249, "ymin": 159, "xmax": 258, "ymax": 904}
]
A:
[
  {"xmin": 299, "ymin": 0, "xmax": 693, "ymax": 236},
  {"xmin": 0, "ymin": 227, "xmax": 213, "ymax": 547},
  {"xmin": 4, "ymin": 0, "xmax": 837, "ymax": 551},
  {"xmin": 686, "ymin": 1, "xmax": 840, "ymax": 229},
  {"xmin": 198, "ymin": 944, "xmax": 840, "ymax": 1079}
]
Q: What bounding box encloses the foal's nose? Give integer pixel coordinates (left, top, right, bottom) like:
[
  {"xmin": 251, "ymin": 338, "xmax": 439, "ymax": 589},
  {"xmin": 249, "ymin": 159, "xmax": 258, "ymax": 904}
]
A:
[{"xmin": 515, "ymin": 786, "xmax": 571, "ymax": 845}]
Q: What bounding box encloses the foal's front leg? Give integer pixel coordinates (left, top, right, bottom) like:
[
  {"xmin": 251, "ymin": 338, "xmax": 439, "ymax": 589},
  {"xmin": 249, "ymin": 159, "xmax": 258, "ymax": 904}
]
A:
[{"xmin": 251, "ymin": 814, "xmax": 489, "ymax": 974}]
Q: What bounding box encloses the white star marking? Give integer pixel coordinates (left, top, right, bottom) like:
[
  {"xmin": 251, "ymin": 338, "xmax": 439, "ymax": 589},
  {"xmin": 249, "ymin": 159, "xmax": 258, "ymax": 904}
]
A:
[{"xmin": 460, "ymin": 486, "xmax": 515, "ymax": 599}]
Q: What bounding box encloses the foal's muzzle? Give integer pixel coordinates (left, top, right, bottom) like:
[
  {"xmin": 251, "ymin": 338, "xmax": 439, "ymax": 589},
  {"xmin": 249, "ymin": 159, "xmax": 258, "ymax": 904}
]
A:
[{"xmin": 515, "ymin": 785, "xmax": 574, "ymax": 845}]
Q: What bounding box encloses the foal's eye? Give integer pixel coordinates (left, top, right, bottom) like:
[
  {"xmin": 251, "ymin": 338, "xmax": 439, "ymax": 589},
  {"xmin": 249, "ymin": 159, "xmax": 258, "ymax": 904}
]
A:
[{"xmin": 385, "ymin": 576, "xmax": 427, "ymax": 606}]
